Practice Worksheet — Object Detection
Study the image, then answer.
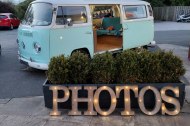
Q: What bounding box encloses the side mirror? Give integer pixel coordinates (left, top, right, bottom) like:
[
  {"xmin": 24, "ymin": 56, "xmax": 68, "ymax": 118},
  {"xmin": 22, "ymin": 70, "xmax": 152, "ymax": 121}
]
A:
[{"xmin": 67, "ymin": 18, "xmax": 73, "ymax": 26}]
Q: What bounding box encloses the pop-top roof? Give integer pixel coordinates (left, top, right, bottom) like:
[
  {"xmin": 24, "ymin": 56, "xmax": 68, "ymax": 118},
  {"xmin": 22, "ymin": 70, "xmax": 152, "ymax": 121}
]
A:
[{"xmin": 33, "ymin": 0, "xmax": 149, "ymax": 5}]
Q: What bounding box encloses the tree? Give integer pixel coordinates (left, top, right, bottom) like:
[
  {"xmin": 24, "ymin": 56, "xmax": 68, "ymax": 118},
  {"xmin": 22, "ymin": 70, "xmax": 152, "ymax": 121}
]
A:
[
  {"xmin": 0, "ymin": 1, "xmax": 15, "ymax": 13},
  {"xmin": 145, "ymin": 0, "xmax": 164, "ymax": 7},
  {"xmin": 15, "ymin": 0, "xmax": 34, "ymax": 19},
  {"xmin": 145, "ymin": 0, "xmax": 190, "ymax": 7}
]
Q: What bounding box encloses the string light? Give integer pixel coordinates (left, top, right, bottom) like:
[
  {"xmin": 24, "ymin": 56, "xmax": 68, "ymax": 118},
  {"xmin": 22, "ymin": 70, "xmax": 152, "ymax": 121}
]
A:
[
  {"xmin": 116, "ymin": 87, "xmax": 119, "ymax": 91},
  {"xmin": 175, "ymin": 89, "xmax": 179, "ymax": 95},
  {"xmin": 94, "ymin": 99, "xmax": 98, "ymax": 103},
  {"xmin": 169, "ymin": 99, "xmax": 172, "ymax": 102},
  {"xmin": 162, "ymin": 105, "xmax": 166, "ymax": 111},
  {"xmin": 112, "ymin": 99, "xmax": 117, "ymax": 103},
  {"xmin": 161, "ymin": 91, "xmax": 164, "ymax": 95},
  {"xmin": 125, "ymin": 98, "xmax": 129, "ymax": 102},
  {"xmin": 126, "ymin": 111, "xmax": 129, "ymax": 115},
  {"xmin": 65, "ymin": 92, "xmax": 69, "ymax": 96},
  {"xmin": 103, "ymin": 112, "xmax": 107, "ymax": 116},
  {"xmin": 103, "ymin": 86, "xmax": 107, "ymax": 89},
  {"xmin": 148, "ymin": 112, "xmax": 152, "ymax": 115},
  {"xmin": 125, "ymin": 86, "xmax": 129, "ymax": 89},
  {"xmin": 135, "ymin": 87, "xmax": 138, "ymax": 91}
]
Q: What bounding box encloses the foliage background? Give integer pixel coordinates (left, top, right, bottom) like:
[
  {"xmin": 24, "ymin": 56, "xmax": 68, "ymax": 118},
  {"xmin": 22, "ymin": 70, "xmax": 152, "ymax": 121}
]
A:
[
  {"xmin": 145, "ymin": 0, "xmax": 190, "ymax": 7},
  {"xmin": 0, "ymin": 0, "xmax": 33, "ymax": 19}
]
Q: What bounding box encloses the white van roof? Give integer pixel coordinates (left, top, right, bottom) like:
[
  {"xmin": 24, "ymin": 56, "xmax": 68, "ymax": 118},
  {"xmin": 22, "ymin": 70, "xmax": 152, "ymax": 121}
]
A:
[{"xmin": 33, "ymin": 0, "xmax": 149, "ymax": 5}]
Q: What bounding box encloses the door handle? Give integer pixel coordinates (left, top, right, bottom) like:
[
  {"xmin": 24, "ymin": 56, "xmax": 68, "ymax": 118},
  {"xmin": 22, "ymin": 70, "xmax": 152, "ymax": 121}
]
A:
[
  {"xmin": 123, "ymin": 28, "xmax": 128, "ymax": 30},
  {"xmin": 85, "ymin": 31, "xmax": 92, "ymax": 34}
]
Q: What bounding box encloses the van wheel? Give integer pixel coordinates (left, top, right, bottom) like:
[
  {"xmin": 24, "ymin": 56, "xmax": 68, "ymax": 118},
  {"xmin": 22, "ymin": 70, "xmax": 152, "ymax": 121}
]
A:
[
  {"xmin": 10, "ymin": 24, "xmax": 13, "ymax": 30},
  {"xmin": 143, "ymin": 45, "xmax": 148, "ymax": 50},
  {"xmin": 71, "ymin": 49, "xmax": 91, "ymax": 59}
]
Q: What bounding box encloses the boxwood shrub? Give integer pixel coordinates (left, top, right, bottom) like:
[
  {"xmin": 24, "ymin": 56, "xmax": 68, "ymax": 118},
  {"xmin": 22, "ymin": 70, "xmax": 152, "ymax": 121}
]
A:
[
  {"xmin": 47, "ymin": 50, "xmax": 185, "ymax": 84},
  {"xmin": 67, "ymin": 51, "xmax": 90, "ymax": 84},
  {"xmin": 90, "ymin": 52, "xmax": 115, "ymax": 84},
  {"xmin": 47, "ymin": 55, "xmax": 69, "ymax": 84},
  {"xmin": 115, "ymin": 50, "xmax": 185, "ymax": 83}
]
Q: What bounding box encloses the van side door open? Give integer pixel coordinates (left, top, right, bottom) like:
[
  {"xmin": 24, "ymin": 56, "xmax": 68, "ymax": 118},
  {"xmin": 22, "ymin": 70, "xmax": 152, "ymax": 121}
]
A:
[{"xmin": 121, "ymin": 4, "xmax": 154, "ymax": 49}]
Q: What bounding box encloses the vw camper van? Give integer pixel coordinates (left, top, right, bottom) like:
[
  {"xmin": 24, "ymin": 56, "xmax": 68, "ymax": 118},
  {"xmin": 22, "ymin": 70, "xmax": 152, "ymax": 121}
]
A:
[{"xmin": 17, "ymin": 0, "xmax": 155, "ymax": 70}]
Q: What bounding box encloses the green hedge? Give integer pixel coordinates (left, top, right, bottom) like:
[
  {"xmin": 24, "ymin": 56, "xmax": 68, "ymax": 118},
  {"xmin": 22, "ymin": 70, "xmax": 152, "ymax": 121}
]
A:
[
  {"xmin": 47, "ymin": 50, "xmax": 185, "ymax": 84},
  {"xmin": 90, "ymin": 52, "xmax": 115, "ymax": 84},
  {"xmin": 47, "ymin": 55, "xmax": 69, "ymax": 84},
  {"xmin": 67, "ymin": 51, "xmax": 90, "ymax": 84}
]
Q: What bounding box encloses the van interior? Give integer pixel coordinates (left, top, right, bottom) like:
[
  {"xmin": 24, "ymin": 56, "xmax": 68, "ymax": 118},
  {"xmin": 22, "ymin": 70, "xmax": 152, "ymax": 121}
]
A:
[{"xmin": 90, "ymin": 5, "xmax": 123, "ymax": 53}]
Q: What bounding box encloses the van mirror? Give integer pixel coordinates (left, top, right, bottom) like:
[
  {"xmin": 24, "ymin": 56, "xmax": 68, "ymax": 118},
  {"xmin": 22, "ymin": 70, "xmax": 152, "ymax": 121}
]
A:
[{"xmin": 66, "ymin": 18, "xmax": 73, "ymax": 26}]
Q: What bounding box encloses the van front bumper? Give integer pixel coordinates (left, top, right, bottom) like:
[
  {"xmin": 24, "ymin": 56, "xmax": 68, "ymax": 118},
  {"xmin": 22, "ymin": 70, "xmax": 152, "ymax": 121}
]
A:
[{"xmin": 19, "ymin": 56, "xmax": 48, "ymax": 70}]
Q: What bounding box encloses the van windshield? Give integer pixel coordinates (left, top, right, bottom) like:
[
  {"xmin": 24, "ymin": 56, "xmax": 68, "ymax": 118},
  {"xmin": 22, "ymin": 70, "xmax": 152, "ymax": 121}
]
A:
[{"xmin": 22, "ymin": 3, "xmax": 53, "ymax": 26}]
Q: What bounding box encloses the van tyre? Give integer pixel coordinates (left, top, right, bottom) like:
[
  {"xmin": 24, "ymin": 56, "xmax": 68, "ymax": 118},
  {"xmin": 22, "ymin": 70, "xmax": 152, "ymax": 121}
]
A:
[{"xmin": 72, "ymin": 49, "xmax": 91, "ymax": 59}]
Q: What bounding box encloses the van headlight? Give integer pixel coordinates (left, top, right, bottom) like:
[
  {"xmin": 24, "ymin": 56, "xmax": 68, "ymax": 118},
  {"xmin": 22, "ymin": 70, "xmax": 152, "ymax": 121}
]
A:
[{"xmin": 34, "ymin": 43, "xmax": 41, "ymax": 53}]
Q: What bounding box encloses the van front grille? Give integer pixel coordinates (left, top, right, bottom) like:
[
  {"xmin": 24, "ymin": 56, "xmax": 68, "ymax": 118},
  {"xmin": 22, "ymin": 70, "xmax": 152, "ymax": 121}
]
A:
[{"xmin": 23, "ymin": 32, "xmax": 33, "ymax": 37}]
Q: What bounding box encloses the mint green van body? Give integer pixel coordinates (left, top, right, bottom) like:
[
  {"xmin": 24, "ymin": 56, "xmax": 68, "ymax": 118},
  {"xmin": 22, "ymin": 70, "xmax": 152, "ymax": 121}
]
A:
[{"xmin": 18, "ymin": 0, "xmax": 155, "ymax": 70}]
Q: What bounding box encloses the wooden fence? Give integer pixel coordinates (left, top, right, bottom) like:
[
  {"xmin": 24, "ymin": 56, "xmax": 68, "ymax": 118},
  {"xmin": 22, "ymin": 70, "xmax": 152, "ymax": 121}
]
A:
[{"xmin": 153, "ymin": 6, "xmax": 190, "ymax": 21}]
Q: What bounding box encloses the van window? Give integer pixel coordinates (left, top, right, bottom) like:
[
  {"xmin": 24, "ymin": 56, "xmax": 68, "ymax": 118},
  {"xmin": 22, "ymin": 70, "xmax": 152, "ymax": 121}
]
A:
[
  {"xmin": 56, "ymin": 6, "xmax": 87, "ymax": 25},
  {"xmin": 56, "ymin": 7, "xmax": 66, "ymax": 25},
  {"xmin": 123, "ymin": 5, "xmax": 147, "ymax": 20},
  {"xmin": 22, "ymin": 3, "xmax": 53, "ymax": 26},
  {"xmin": 148, "ymin": 5, "xmax": 153, "ymax": 16}
]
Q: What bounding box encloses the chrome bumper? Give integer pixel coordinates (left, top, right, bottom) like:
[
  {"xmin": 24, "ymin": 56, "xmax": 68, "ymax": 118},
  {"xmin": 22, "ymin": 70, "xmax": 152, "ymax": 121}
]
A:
[{"xmin": 18, "ymin": 55, "xmax": 48, "ymax": 70}]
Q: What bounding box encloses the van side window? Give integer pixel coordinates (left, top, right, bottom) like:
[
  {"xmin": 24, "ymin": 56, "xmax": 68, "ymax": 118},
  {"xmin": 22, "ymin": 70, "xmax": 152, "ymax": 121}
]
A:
[
  {"xmin": 56, "ymin": 6, "xmax": 66, "ymax": 25},
  {"xmin": 123, "ymin": 5, "xmax": 147, "ymax": 20},
  {"xmin": 56, "ymin": 6, "xmax": 87, "ymax": 25},
  {"xmin": 148, "ymin": 5, "xmax": 153, "ymax": 16}
]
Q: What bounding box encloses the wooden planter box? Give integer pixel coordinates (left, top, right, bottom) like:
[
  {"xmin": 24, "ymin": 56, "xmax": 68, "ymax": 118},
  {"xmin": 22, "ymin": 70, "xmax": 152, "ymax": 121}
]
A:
[{"xmin": 43, "ymin": 80, "xmax": 186, "ymax": 110}]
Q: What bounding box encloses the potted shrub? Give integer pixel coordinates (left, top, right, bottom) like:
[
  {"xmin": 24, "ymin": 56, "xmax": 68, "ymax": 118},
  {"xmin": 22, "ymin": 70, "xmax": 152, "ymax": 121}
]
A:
[{"xmin": 43, "ymin": 50, "xmax": 186, "ymax": 114}]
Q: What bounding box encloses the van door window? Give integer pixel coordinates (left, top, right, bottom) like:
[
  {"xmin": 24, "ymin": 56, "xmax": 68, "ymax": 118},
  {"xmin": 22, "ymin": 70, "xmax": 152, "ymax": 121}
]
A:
[
  {"xmin": 123, "ymin": 5, "xmax": 147, "ymax": 20},
  {"xmin": 56, "ymin": 6, "xmax": 87, "ymax": 25},
  {"xmin": 56, "ymin": 6, "xmax": 66, "ymax": 25}
]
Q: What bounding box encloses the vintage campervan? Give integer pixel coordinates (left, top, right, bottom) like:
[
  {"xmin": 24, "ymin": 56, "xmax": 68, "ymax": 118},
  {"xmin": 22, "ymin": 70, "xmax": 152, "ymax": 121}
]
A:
[{"xmin": 17, "ymin": 0, "xmax": 155, "ymax": 70}]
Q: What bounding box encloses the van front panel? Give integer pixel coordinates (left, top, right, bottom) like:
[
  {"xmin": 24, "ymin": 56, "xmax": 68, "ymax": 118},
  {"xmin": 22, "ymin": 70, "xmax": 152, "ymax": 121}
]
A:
[{"xmin": 18, "ymin": 26, "xmax": 50, "ymax": 64}]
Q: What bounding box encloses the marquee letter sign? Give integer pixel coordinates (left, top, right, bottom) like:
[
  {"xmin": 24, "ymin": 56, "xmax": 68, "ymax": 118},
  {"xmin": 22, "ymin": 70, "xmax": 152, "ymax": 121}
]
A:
[{"xmin": 49, "ymin": 85, "xmax": 181, "ymax": 116}]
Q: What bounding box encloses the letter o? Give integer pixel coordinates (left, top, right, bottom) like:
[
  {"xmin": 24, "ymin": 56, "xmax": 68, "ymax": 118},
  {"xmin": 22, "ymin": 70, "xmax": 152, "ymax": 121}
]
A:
[
  {"xmin": 138, "ymin": 86, "xmax": 162, "ymax": 115},
  {"xmin": 94, "ymin": 86, "xmax": 117, "ymax": 116}
]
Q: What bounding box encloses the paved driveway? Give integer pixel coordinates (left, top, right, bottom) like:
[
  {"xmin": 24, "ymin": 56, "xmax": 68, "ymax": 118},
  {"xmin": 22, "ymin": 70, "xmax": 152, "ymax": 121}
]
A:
[{"xmin": 0, "ymin": 29, "xmax": 46, "ymax": 99}]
